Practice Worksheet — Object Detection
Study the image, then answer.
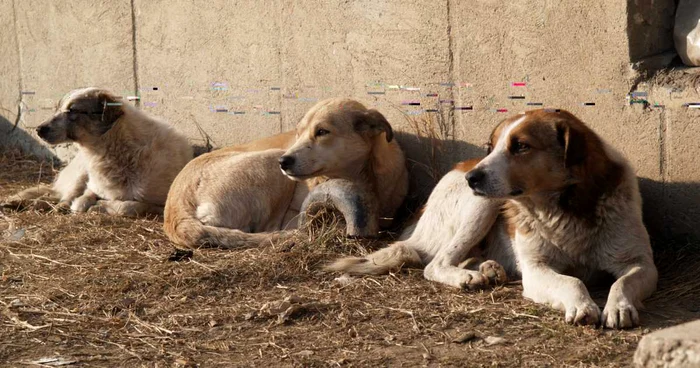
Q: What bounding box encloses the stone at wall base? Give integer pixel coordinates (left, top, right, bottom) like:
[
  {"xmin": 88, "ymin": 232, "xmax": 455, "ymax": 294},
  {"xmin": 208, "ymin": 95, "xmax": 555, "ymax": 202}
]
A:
[{"xmin": 634, "ymin": 319, "xmax": 700, "ymax": 367}]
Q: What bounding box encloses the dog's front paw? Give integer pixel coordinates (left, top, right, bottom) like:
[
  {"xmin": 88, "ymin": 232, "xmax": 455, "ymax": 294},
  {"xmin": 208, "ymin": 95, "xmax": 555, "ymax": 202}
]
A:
[
  {"xmin": 87, "ymin": 201, "xmax": 110, "ymax": 214},
  {"xmin": 564, "ymin": 299, "xmax": 600, "ymax": 326},
  {"xmin": 479, "ymin": 260, "xmax": 507, "ymax": 286},
  {"xmin": 602, "ymin": 300, "xmax": 639, "ymax": 329},
  {"xmin": 457, "ymin": 270, "xmax": 489, "ymax": 291},
  {"xmin": 70, "ymin": 196, "xmax": 96, "ymax": 213}
]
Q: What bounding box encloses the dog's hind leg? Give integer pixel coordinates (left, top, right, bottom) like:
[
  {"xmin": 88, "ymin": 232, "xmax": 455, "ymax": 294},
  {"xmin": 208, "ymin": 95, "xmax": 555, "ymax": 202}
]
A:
[
  {"xmin": 89, "ymin": 200, "xmax": 164, "ymax": 217},
  {"xmin": 422, "ymin": 190, "xmax": 503, "ymax": 290},
  {"xmin": 70, "ymin": 189, "xmax": 98, "ymax": 213},
  {"xmin": 3, "ymin": 153, "xmax": 90, "ymax": 212},
  {"xmin": 2, "ymin": 185, "xmax": 60, "ymax": 211}
]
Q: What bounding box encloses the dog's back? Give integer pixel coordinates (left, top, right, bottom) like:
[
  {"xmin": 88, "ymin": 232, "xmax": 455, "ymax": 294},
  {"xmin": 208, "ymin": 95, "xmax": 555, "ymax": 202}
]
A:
[{"xmin": 83, "ymin": 103, "xmax": 193, "ymax": 205}]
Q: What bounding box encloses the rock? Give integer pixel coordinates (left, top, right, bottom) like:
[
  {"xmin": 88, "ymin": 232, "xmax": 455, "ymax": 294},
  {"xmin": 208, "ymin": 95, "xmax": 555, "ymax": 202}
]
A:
[
  {"xmin": 634, "ymin": 319, "xmax": 700, "ymax": 367},
  {"xmin": 484, "ymin": 336, "xmax": 506, "ymax": 346},
  {"xmin": 259, "ymin": 295, "xmax": 334, "ymax": 325},
  {"xmin": 452, "ymin": 332, "xmax": 477, "ymax": 344},
  {"xmin": 295, "ymin": 350, "xmax": 314, "ymax": 357}
]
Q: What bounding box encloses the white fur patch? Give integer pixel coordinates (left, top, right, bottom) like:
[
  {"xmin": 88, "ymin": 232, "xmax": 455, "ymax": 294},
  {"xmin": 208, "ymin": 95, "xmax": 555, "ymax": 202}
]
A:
[
  {"xmin": 59, "ymin": 87, "xmax": 100, "ymax": 111},
  {"xmin": 196, "ymin": 202, "xmax": 219, "ymax": 225},
  {"xmin": 495, "ymin": 115, "xmax": 527, "ymax": 153}
]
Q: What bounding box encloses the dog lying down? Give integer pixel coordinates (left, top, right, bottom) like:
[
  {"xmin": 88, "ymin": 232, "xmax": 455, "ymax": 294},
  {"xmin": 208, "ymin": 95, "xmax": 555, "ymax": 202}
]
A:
[
  {"xmin": 163, "ymin": 98, "xmax": 408, "ymax": 248},
  {"xmin": 2, "ymin": 87, "xmax": 193, "ymax": 217},
  {"xmin": 328, "ymin": 109, "xmax": 658, "ymax": 329}
]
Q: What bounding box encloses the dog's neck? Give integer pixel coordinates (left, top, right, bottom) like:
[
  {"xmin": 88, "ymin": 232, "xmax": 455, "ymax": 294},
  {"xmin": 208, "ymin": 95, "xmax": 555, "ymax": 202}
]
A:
[
  {"xmin": 305, "ymin": 156, "xmax": 375, "ymax": 190},
  {"xmin": 505, "ymin": 160, "xmax": 625, "ymax": 248},
  {"xmin": 368, "ymin": 134, "xmax": 405, "ymax": 215}
]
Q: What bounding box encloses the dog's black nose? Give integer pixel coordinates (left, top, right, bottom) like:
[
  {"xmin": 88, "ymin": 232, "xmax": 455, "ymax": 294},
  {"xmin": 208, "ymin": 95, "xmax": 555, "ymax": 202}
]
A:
[
  {"xmin": 466, "ymin": 169, "xmax": 485, "ymax": 189},
  {"xmin": 279, "ymin": 155, "xmax": 295, "ymax": 171},
  {"xmin": 36, "ymin": 125, "xmax": 50, "ymax": 138}
]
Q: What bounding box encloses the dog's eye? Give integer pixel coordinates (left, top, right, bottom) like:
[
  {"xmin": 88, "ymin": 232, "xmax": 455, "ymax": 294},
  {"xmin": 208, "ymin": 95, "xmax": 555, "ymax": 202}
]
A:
[
  {"xmin": 66, "ymin": 108, "xmax": 79, "ymax": 121},
  {"xmin": 315, "ymin": 128, "xmax": 330, "ymax": 137},
  {"xmin": 512, "ymin": 141, "xmax": 530, "ymax": 154}
]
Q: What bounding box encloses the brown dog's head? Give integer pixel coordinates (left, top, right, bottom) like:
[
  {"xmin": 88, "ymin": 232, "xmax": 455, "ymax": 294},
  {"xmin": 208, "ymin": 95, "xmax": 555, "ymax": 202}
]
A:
[
  {"xmin": 466, "ymin": 109, "xmax": 618, "ymax": 201},
  {"xmin": 36, "ymin": 87, "xmax": 124, "ymax": 145},
  {"xmin": 279, "ymin": 98, "xmax": 393, "ymax": 181}
]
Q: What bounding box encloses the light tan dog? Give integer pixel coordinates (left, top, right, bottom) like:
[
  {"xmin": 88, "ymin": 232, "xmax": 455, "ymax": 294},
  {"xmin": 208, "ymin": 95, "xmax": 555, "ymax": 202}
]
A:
[
  {"xmin": 329, "ymin": 109, "xmax": 657, "ymax": 329},
  {"xmin": 3, "ymin": 87, "xmax": 193, "ymax": 216},
  {"xmin": 164, "ymin": 98, "xmax": 408, "ymax": 248}
]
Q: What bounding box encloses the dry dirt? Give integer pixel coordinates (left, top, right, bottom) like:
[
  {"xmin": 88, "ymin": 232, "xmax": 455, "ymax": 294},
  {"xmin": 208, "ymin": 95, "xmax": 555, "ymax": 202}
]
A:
[{"xmin": 0, "ymin": 151, "xmax": 699, "ymax": 367}]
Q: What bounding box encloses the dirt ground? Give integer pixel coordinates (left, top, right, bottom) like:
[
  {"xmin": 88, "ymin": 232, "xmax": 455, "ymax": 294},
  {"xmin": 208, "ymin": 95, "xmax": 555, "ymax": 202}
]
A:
[{"xmin": 0, "ymin": 151, "xmax": 699, "ymax": 368}]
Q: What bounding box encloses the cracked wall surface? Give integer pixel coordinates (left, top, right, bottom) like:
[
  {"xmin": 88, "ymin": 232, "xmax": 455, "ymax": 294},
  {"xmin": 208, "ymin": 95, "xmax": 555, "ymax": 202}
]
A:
[{"xmin": 0, "ymin": 0, "xmax": 697, "ymax": 240}]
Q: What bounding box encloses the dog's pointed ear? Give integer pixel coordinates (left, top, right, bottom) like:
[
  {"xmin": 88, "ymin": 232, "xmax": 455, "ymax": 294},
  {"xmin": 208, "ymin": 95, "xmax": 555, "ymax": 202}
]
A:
[
  {"xmin": 556, "ymin": 121, "xmax": 586, "ymax": 168},
  {"xmin": 353, "ymin": 109, "xmax": 394, "ymax": 142},
  {"xmin": 97, "ymin": 91, "xmax": 124, "ymax": 126}
]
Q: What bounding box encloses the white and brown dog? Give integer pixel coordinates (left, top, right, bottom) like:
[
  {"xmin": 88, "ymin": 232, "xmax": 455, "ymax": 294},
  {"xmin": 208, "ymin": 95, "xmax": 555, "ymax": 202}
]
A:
[
  {"xmin": 164, "ymin": 98, "xmax": 408, "ymax": 248},
  {"xmin": 3, "ymin": 87, "xmax": 193, "ymax": 216},
  {"xmin": 329, "ymin": 109, "xmax": 658, "ymax": 329}
]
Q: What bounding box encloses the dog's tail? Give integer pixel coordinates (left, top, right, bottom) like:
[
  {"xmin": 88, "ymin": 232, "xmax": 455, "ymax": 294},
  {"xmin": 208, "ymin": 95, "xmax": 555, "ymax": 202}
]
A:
[
  {"xmin": 325, "ymin": 241, "xmax": 423, "ymax": 275},
  {"xmin": 165, "ymin": 217, "xmax": 287, "ymax": 248}
]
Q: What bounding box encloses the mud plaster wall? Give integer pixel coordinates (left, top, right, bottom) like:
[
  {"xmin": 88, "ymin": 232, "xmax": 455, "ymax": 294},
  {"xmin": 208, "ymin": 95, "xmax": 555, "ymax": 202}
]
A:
[{"xmin": 0, "ymin": 0, "xmax": 698, "ymax": 241}]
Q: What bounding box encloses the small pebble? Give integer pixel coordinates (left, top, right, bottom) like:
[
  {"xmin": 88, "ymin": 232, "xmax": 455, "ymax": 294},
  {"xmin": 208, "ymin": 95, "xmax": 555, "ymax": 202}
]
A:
[
  {"xmin": 484, "ymin": 336, "xmax": 506, "ymax": 346},
  {"xmin": 452, "ymin": 332, "xmax": 476, "ymax": 344}
]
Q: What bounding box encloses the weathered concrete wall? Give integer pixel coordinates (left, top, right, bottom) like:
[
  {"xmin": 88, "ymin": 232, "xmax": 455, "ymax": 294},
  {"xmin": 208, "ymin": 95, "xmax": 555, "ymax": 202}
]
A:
[{"xmin": 1, "ymin": 0, "xmax": 697, "ymax": 240}]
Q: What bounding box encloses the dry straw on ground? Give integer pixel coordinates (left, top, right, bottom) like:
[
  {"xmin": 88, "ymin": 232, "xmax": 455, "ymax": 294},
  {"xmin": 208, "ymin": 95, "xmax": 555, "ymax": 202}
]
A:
[{"xmin": 1, "ymin": 147, "xmax": 698, "ymax": 367}]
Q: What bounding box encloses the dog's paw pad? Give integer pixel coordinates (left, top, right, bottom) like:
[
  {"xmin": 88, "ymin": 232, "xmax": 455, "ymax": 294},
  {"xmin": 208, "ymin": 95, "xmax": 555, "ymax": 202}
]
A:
[
  {"xmin": 70, "ymin": 197, "xmax": 96, "ymax": 213},
  {"xmin": 602, "ymin": 301, "xmax": 639, "ymax": 329},
  {"xmin": 459, "ymin": 271, "xmax": 489, "ymax": 291},
  {"xmin": 565, "ymin": 300, "xmax": 600, "ymax": 326},
  {"xmin": 478, "ymin": 260, "xmax": 507, "ymax": 285}
]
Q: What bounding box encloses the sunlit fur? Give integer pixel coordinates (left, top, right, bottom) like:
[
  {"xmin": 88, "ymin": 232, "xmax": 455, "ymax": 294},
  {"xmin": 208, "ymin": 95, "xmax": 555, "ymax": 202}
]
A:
[
  {"xmin": 163, "ymin": 98, "xmax": 408, "ymax": 249},
  {"xmin": 328, "ymin": 109, "xmax": 657, "ymax": 330},
  {"xmin": 4, "ymin": 87, "xmax": 193, "ymax": 217}
]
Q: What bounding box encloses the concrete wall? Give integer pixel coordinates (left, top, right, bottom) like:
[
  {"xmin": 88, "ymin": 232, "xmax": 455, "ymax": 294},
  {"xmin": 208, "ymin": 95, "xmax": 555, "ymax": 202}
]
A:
[{"xmin": 1, "ymin": 0, "xmax": 698, "ymax": 241}]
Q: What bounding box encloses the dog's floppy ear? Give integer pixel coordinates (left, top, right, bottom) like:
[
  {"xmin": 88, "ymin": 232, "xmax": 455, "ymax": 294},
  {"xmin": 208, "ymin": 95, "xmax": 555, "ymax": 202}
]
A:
[
  {"xmin": 96, "ymin": 91, "xmax": 124, "ymax": 126},
  {"xmin": 556, "ymin": 120, "xmax": 586, "ymax": 168},
  {"xmin": 353, "ymin": 109, "xmax": 394, "ymax": 142}
]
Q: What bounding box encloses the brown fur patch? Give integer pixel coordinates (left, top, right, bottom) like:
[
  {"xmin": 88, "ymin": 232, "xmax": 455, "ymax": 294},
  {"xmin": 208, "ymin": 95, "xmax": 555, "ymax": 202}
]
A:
[
  {"xmin": 507, "ymin": 109, "xmax": 624, "ymax": 223},
  {"xmin": 547, "ymin": 111, "xmax": 624, "ymax": 221},
  {"xmin": 453, "ymin": 158, "xmax": 482, "ymax": 172},
  {"xmin": 502, "ymin": 202, "xmax": 522, "ymax": 237}
]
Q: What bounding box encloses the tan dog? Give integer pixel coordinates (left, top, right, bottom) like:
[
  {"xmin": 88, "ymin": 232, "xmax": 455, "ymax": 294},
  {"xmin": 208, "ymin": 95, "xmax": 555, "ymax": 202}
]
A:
[
  {"xmin": 3, "ymin": 87, "xmax": 193, "ymax": 216},
  {"xmin": 329, "ymin": 109, "xmax": 657, "ymax": 329},
  {"xmin": 164, "ymin": 98, "xmax": 408, "ymax": 248}
]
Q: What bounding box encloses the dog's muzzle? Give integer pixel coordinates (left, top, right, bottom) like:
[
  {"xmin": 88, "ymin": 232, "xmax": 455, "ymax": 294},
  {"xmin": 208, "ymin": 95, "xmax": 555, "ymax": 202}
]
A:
[
  {"xmin": 36, "ymin": 125, "xmax": 51, "ymax": 140},
  {"xmin": 279, "ymin": 155, "xmax": 295, "ymax": 171},
  {"xmin": 466, "ymin": 169, "xmax": 486, "ymax": 191}
]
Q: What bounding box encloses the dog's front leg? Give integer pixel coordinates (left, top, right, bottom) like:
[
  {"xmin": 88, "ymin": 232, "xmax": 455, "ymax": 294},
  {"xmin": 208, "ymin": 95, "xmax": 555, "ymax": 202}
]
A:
[
  {"xmin": 54, "ymin": 152, "xmax": 89, "ymax": 207},
  {"xmin": 517, "ymin": 233, "xmax": 599, "ymax": 325},
  {"xmin": 70, "ymin": 189, "xmax": 98, "ymax": 213},
  {"xmin": 90, "ymin": 200, "xmax": 164, "ymax": 217},
  {"xmin": 601, "ymin": 257, "xmax": 657, "ymax": 329},
  {"xmin": 520, "ymin": 261, "xmax": 600, "ymax": 325}
]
